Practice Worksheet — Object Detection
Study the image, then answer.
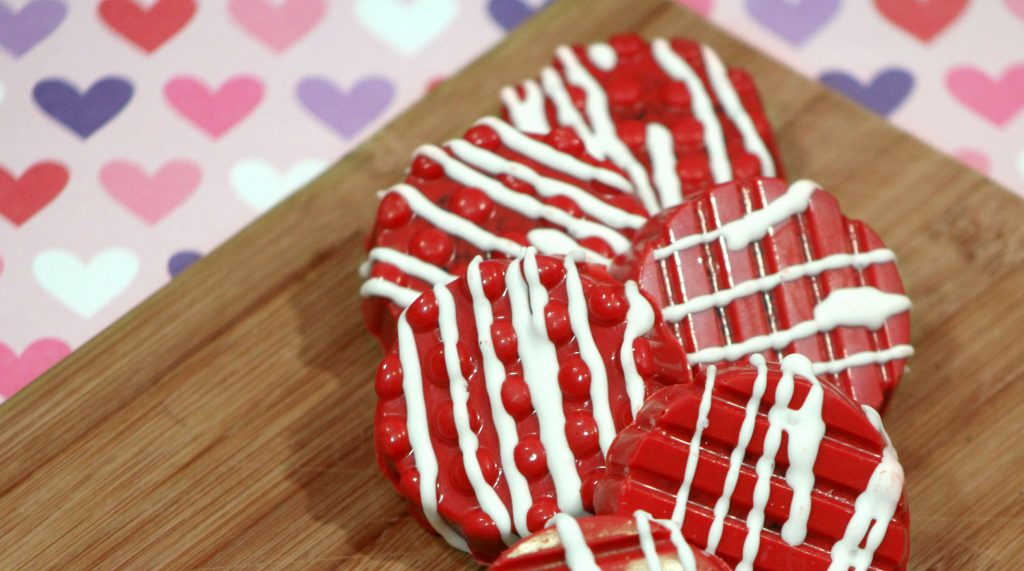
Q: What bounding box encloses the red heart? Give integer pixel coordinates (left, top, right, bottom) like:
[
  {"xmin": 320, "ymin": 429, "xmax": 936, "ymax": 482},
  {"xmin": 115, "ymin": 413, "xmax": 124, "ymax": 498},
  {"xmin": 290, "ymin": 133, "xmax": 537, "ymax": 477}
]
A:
[
  {"xmin": 0, "ymin": 162, "xmax": 69, "ymax": 226},
  {"xmin": 98, "ymin": 0, "xmax": 197, "ymax": 53},
  {"xmin": 874, "ymin": 0, "xmax": 967, "ymax": 42}
]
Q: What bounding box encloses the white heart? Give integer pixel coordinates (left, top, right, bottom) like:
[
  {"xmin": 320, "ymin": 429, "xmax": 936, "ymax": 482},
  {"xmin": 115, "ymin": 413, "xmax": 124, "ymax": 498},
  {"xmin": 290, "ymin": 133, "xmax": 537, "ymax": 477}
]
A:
[
  {"xmin": 231, "ymin": 159, "xmax": 327, "ymax": 212},
  {"xmin": 33, "ymin": 248, "xmax": 140, "ymax": 319},
  {"xmin": 354, "ymin": 0, "xmax": 458, "ymax": 56}
]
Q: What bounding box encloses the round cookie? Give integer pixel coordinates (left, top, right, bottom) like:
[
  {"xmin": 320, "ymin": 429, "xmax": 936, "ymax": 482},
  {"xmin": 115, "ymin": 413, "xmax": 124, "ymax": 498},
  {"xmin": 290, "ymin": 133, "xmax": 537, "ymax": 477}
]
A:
[
  {"xmin": 361, "ymin": 117, "xmax": 648, "ymax": 348},
  {"xmin": 491, "ymin": 511, "xmax": 729, "ymax": 570},
  {"xmin": 596, "ymin": 355, "xmax": 910, "ymax": 570},
  {"xmin": 502, "ymin": 34, "xmax": 783, "ymax": 213},
  {"xmin": 611, "ymin": 177, "xmax": 911, "ymax": 410},
  {"xmin": 374, "ymin": 249, "xmax": 691, "ymax": 562}
]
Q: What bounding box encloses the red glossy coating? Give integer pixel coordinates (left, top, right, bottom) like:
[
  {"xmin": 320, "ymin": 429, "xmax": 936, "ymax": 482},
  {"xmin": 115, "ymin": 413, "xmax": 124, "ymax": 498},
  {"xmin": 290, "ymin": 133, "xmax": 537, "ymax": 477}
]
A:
[
  {"xmin": 374, "ymin": 254, "xmax": 691, "ymax": 563},
  {"xmin": 489, "ymin": 513, "xmax": 729, "ymax": 570},
  {"xmin": 595, "ymin": 362, "xmax": 910, "ymax": 570},
  {"xmin": 502, "ymin": 34, "xmax": 783, "ymax": 202},
  {"xmin": 363, "ymin": 121, "xmax": 648, "ymax": 349},
  {"xmin": 611, "ymin": 177, "xmax": 911, "ymax": 410}
]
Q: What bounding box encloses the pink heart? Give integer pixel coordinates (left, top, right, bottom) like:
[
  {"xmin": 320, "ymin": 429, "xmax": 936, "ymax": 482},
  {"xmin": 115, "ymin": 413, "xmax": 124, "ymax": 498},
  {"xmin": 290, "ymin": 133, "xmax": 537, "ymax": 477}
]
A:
[
  {"xmin": 1007, "ymin": 0, "xmax": 1024, "ymax": 19},
  {"xmin": 100, "ymin": 160, "xmax": 201, "ymax": 224},
  {"xmin": 952, "ymin": 148, "xmax": 990, "ymax": 174},
  {"xmin": 0, "ymin": 338, "xmax": 70, "ymax": 399},
  {"xmin": 946, "ymin": 64, "xmax": 1024, "ymax": 127},
  {"xmin": 228, "ymin": 0, "xmax": 325, "ymax": 52},
  {"xmin": 676, "ymin": 0, "xmax": 713, "ymax": 16},
  {"xmin": 164, "ymin": 75, "xmax": 264, "ymax": 138}
]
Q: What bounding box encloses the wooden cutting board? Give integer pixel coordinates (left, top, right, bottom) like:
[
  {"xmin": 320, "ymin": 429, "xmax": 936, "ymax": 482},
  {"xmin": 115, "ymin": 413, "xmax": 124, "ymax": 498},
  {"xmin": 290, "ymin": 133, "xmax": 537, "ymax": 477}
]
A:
[{"xmin": 2, "ymin": 1, "xmax": 1023, "ymax": 568}]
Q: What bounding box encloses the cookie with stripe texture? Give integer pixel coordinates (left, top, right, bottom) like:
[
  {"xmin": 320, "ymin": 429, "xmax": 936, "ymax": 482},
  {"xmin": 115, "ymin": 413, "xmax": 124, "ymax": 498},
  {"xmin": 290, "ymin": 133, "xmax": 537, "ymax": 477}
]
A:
[
  {"xmin": 361, "ymin": 117, "xmax": 649, "ymax": 348},
  {"xmin": 501, "ymin": 34, "xmax": 782, "ymax": 214},
  {"xmin": 490, "ymin": 511, "xmax": 729, "ymax": 570},
  {"xmin": 611, "ymin": 177, "xmax": 911, "ymax": 410},
  {"xmin": 596, "ymin": 355, "xmax": 909, "ymax": 570},
  {"xmin": 374, "ymin": 249, "xmax": 691, "ymax": 562}
]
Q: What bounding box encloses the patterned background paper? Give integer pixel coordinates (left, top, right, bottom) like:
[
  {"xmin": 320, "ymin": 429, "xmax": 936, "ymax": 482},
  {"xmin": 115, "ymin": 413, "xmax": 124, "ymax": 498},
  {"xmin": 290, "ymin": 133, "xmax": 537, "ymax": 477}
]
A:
[{"xmin": 1, "ymin": 0, "xmax": 1022, "ymax": 403}]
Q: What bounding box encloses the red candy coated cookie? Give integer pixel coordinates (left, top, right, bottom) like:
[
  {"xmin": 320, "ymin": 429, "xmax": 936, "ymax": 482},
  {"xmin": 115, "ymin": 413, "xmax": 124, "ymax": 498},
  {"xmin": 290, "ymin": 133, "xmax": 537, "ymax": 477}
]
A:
[
  {"xmin": 501, "ymin": 34, "xmax": 783, "ymax": 213},
  {"xmin": 490, "ymin": 511, "xmax": 729, "ymax": 570},
  {"xmin": 596, "ymin": 355, "xmax": 910, "ymax": 570},
  {"xmin": 611, "ymin": 177, "xmax": 911, "ymax": 409},
  {"xmin": 374, "ymin": 250, "xmax": 691, "ymax": 562}
]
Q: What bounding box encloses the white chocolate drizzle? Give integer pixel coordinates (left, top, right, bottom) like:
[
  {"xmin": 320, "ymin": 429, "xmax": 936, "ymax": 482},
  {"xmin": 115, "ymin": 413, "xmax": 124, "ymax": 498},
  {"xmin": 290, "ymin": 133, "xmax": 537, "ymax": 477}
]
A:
[
  {"xmin": 525, "ymin": 228, "xmax": 610, "ymax": 264},
  {"xmin": 501, "ymin": 80, "xmax": 550, "ymax": 134},
  {"xmin": 646, "ymin": 122, "xmax": 683, "ymax": 209},
  {"xmin": 827, "ymin": 406, "xmax": 904, "ymax": 571},
  {"xmin": 812, "ymin": 345, "xmax": 915, "ymax": 376},
  {"xmin": 359, "ymin": 277, "xmax": 422, "ymax": 307},
  {"xmin": 360, "ymin": 246, "xmax": 455, "ymax": 285},
  {"xmin": 687, "ymin": 286, "xmax": 911, "ymax": 365},
  {"xmin": 635, "ymin": 510, "xmax": 699, "ymax": 571},
  {"xmin": 549, "ymin": 513, "xmax": 600, "ymax": 570},
  {"xmin": 587, "ymin": 42, "xmax": 617, "ymax": 71},
  {"xmin": 621, "ymin": 281, "xmax": 656, "ymax": 417},
  {"xmin": 671, "ymin": 365, "xmax": 717, "ymax": 525},
  {"xmin": 540, "ymin": 66, "xmax": 605, "ymax": 159}
]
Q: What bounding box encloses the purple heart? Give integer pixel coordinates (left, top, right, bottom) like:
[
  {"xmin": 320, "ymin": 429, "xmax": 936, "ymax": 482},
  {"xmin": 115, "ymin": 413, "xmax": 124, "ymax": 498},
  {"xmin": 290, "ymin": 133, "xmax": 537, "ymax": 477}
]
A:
[
  {"xmin": 297, "ymin": 76, "xmax": 395, "ymax": 139},
  {"xmin": 168, "ymin": 250, "xmax": 202, "ymax": 278},
  {"xmin": 33, "ymin": 76, "xmax": 133, "ymax": 138},
  {"xmin": 0, "ymin": 0, "xmax": 66, "ymax": 57},
  {"xmin": 820, "ymin": 68, "xmax": 914, "ymax": 117},
  {"xmin": 746, "ymin": 0, "xmax": 839, "ymax": 46},
  {"xmin": 488, "ymin": 0, "xmax": 549, "ymax": 31}
]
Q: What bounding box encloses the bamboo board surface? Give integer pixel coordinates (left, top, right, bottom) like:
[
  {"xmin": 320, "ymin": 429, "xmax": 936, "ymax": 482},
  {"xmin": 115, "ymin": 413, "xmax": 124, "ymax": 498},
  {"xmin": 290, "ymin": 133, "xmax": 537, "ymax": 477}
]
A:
[{"xmin": 2, "ymin": 1, "xmax": 1023, "ymax": 569}]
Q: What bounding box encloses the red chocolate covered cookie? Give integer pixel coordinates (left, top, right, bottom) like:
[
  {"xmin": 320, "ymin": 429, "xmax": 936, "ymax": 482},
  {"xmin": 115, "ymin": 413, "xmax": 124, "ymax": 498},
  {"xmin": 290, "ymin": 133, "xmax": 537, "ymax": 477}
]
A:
[
  {"xmin": 361, "ymin": 117, "xmax": 649, "ymax": 347},
  {"xmin": 501, "ymin": 34, "xmax": 782, "ymax": 213},
  {"xmin": 490, "ymin": 511, "xmax": 729, "ymax": 570},
  {"xmin": 374, "ymin": 249, "xmax": 691, "ymax": 562},
  {"xmin": 611, "ymin": 177, "xmax": 911, "ymax": 409},
  {"xmin": 596, "ymin": 355, "xmax": 909, "ymax": 570}
]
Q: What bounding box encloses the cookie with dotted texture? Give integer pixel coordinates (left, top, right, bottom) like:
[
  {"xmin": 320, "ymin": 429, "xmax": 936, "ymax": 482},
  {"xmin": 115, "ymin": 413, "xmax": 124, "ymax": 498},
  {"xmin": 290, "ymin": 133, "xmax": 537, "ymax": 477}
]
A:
[
  {"xmin": 374, "ymin": 250, "xmax": 691, "ymax": 562},
  {"xmin": 490, "ymin": 511, "xmax": 729, "ymax": 570},
  {"xmin": 501, "ymin": 34, "xmax": 782, "ymax": 214},
  {"xmin": 610, "ymin": 177, "xmax": 911, "ymax": 410},
  {"xmin": 361, "ymin": 117, "xmax": 649, "ymax": 348},
  {"xmin": 595, "ymin": 355, "xmax": 910, "ymax": 570}
]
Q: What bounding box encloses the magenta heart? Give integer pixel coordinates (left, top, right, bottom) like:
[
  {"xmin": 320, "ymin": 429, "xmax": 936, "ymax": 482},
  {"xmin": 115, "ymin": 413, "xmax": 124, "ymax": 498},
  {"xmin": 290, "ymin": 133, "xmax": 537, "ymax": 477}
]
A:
[
  {"xmin": 947, "ymin": 64, "xmax": 1024, "ymax": 127},
  {"xmin": 746, "ymin": 0, "xmax": 839, "ymax": 45},
  {"xmin": 229, "ymin": 0, "xmax": 326, "ymax": 52},
  {"xmin": 0, "ymin": 338, "xmax": 70, "ymax": 399},
  {"xmin": 296, "ymin": 76, "xmax": 395, "ymax": 139},
  {"xmin": 100, "ymin": 160, "xmax": 201, "ymax": 224},
  {"xmin": 164, "ymin": 75, "xmax": 264, "ymax": 138}
]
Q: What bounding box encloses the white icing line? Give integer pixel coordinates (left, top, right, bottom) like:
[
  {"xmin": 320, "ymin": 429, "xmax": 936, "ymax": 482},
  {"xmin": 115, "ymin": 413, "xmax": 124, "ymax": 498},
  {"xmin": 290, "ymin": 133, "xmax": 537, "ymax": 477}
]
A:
[
  {"xmin": 621, "ymin": 281, "xmax": 656, "ymax": 417},
  {"xmin": 737, "ymin": 354, "xmax": 825, "ymax": 570},
  {"xmin": 549, "ymin": 513, "xmax": 600, "ymax": 570},
  {"xmin": 526, "ymin": 228, "xmax": 610, "ymax": 265},
  {"xmin": 396, "ymin": 317, "xmax": 468, "ymax": 550},
  {"xmin": 812, "ymin": 345, "xmax": 915, "ymax": 376},
  {"xmin": 501, "ymin": 80, "xmax": 550, "ymax": 134},
  {"xmin": 646, "ymin": 122, "xmax": 683, "ymax": 209},
  {"xmin": 556, "ymin": 46, "xmax": 661, "ymax": 214},
  {"xmin": 587, "ymin": 42, "xmax": 617, "ymax": 71},
  {"xmin": 386, "ymin": 184, "xmax": 524, "ymax": 257},
  {"xmin": 650, "ymin": 38, "xmax": 731, "ymax": 185},
  {"xmin": 671, "ymin": 365, "xmax": 717, "ymax": 525},
  {"xmin": 653, "ymin": 516, "xmax": 699, "ymax": 571},
  {"xmin": 540, "ymin": 66, "xmax": 605, "ymax": 160},
  {"xmin": 653, "ymin": 180, "xmax": 819, "ymax": 260},
  {"xmin": 701, "ymin": 45, "xmax": 777, "ymax": 177},
  {"xmin": 435, "ymin": 283, "xmax": 514, "ymax": 545},
  {"xmin": 663, "ymin": 249, "xmax": 897, "ymax": 321},
  {"xmin": 361, "ymin": 246, "xmax": 455, "ymax": 285},
  {"xmin": 634, "ymin": 510, "xmax": 664, "ymax": 570},
  {"xmin": 828, "ymin": 406, "xmax": 904, "ymax": 571},
  {"xmin": 564, "ymin": 255, "xmax": 616, "ymax": 456},
  {"xmin": 477, "ymin": 117, "xmax": 633, "ymax": 193},
  {"xmin": 508, "ymin": 249, "xmax": 583, "ymax": 513},
  {"xmin": 705, "ymin": 355, "xmax": 769, "ymax": 554},
  {"xmin": 466, "ymin": 257, "xmax": 533, "ymax": 537},
  {"xmin": 359, "ymin": 277, "xmax": 422, "ymax": 307},
  {"xmin": 448, "ymin": 137, "xmax": 642, "ymax": 235},
  {"xmin": 686, "ymin": 287, "xmax": 911, "ymax": 364},
  {"xmin": 418, "ymin": 144, "xmax": 630, "ymax": 251}
]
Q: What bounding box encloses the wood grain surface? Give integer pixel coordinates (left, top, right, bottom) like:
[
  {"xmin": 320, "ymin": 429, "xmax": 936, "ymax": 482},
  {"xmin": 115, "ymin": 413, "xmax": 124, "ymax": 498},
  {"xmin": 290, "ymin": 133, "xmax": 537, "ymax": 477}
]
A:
[{"xmin": 2, "ymin": 1, "xmax": 1023, "ymax": 569}]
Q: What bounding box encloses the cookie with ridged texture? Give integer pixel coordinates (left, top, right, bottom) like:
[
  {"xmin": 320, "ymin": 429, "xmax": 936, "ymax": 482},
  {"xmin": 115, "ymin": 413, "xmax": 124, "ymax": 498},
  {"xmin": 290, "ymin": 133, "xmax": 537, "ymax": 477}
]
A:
[
  {"xmin": 501, "ymin": 34, "xmax": 783, "ymax": 214},
  {"xmin": 595, "ymin": 355, "xmax": 909, "ymax": 570},
  {"xmin": 490, "ymin": 511, "xmax": 729, "ymax": 570},
  {"xmin": 362, "ymin": 117, "xmax": 649, "ymax": 348},
  {"xmin": 374, "ymin": 249, "xmax": 691, "ymax": 562},
  {"xmin": 610, "ymin": 177, "xmax": 911, "ymax": 410}
]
